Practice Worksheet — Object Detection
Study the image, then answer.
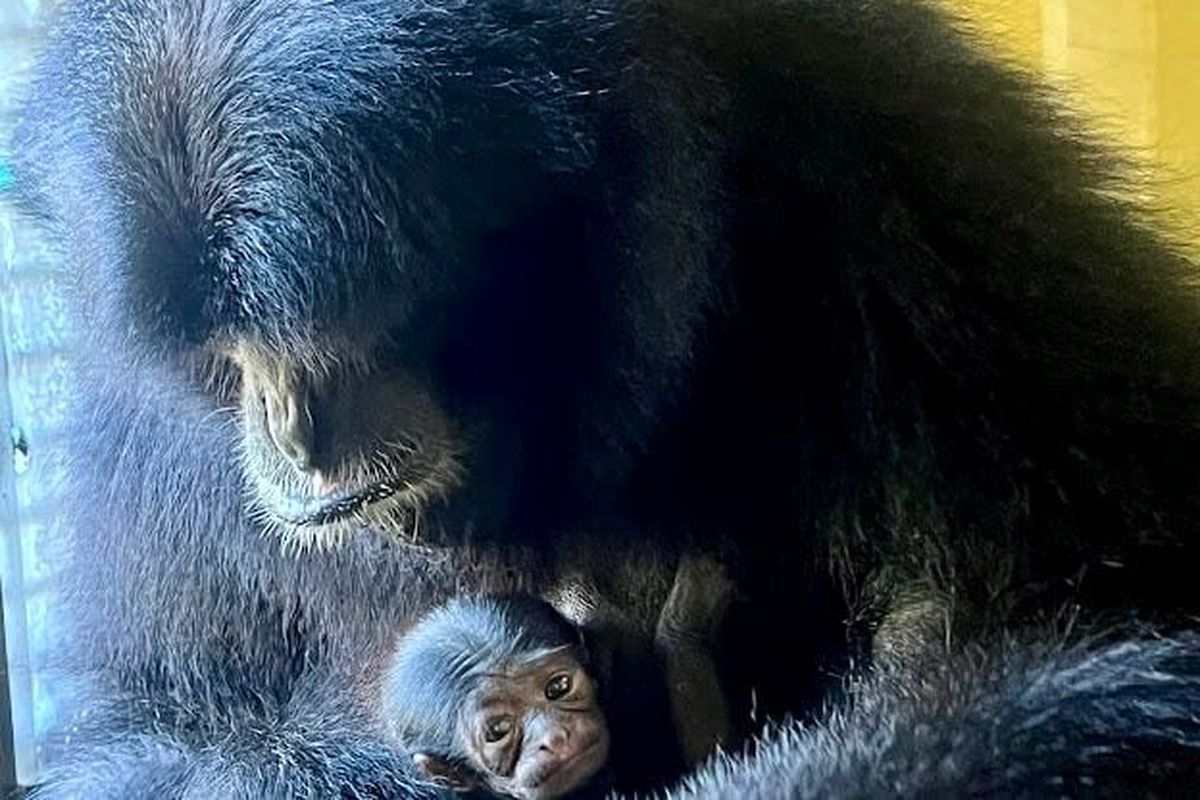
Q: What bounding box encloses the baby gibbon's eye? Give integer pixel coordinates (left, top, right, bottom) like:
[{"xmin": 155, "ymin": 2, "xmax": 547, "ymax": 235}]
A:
[
  {"xmin": 545, "ymin": 673, "xmax": 572, "ymax": 700},
  {"xmin": 485, "ymin": 716, "xmax": 514, "ymax": 743}
]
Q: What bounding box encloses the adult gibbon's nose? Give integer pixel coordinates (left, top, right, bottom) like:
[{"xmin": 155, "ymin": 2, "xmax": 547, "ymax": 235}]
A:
[
  {"xmin": 240, "ymin": 354, "xmax": 317, "ymax": 473},
  {"xmin": 264, "ymin": 376, "xmax": 315, "ymax": 472}
]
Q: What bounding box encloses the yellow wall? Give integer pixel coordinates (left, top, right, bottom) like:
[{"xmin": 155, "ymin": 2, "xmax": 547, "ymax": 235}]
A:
[{"xmin": 944, "ymin": 0, "xmax": 1200, "ymax": 248}]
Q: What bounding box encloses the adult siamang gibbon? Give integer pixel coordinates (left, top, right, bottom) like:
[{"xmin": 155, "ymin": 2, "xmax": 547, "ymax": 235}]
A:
[{"xmin": 12, "ymin": 0, "xmax": 1200, "ymax": 796}]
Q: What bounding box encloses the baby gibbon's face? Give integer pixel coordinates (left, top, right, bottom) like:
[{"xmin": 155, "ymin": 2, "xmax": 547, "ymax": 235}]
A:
[{"xmin": 461, "ymin": 650, "xmax": 610, "ymax": 799}]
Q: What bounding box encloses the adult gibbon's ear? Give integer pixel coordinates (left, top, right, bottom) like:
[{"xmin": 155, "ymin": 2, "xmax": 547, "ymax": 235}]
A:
[{"xmin": 412, "ymin": 752, "xmax": 477, "ymax": 792}]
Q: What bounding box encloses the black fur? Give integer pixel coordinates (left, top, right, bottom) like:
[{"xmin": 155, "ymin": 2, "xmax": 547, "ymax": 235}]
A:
[
  {"xmin": 12, "ymin": 0, "xmax": 1200, "ymax": 796},
  {"xmin": 672, "ymin": 634, "xmax": 1200, "ymax": 799}
]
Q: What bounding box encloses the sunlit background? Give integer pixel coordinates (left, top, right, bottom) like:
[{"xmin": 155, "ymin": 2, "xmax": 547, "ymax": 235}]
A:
[
  {"xmin": 0, "ymin": 0, "xmax": 1197, "ymax": 790},
  {"xmin": 948, "ymin": 0, "xmax": 1200, "ymax": 250}
]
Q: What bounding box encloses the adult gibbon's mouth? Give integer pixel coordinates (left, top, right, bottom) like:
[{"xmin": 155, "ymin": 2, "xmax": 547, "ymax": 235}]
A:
[
  {"xmin": 248, "ymin": 449, "xmax": 463, "ymax": 547},
  {"xmin": 275, "ymin": 480, "xmax": 405, "ymax": 526}
]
